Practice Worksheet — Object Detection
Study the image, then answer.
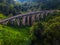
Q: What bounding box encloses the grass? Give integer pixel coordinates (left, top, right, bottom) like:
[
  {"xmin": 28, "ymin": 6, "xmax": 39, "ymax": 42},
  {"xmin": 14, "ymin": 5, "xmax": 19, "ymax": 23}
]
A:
[
  {"xmin": 0, "ymin": 13, "xmax": 32, "ymax": 45},
  {"xmin": 0, "ymin": 25, "xmax": 31, "ymax": 45}
]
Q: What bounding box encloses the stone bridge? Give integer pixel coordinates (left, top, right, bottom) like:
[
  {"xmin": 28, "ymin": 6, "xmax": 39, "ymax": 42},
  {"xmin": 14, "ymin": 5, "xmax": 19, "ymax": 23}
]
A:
[{"xmin": 0, "ymin": 10, "xmax": 60, "ymax": 26}]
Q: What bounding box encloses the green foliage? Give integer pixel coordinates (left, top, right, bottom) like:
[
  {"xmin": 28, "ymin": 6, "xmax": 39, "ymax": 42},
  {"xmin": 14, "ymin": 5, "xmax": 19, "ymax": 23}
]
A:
[
  {"xmin": 48, "ymin": 16, "xmax": 60, "ymax": 24},
  {"xmin": 45, "ymin": 11, "xmax": 60, "ymax": 21},
  {"xmin": 0, "ymin": 13, "xmax": 6, "ymax": 19},
  {"xmin": 0, "ymin": 25, "xmax": 31, "ymax": 45},
  {"xmin": 43, "ymin": 22, "xmax": 60, "ymax": 45},
  {"xmin": 0, "ymin": 0, "xmax": 60, "ymax": 45},
  {"xmin": 30, "ymin": 14, "xmax": 60, "ymax": 45},
  {"xmin": 0, "ymin": 0, "xmax": 21, "ymax": 16},
  {"xmin": 30, "ymin": 22, "xmax": 44, "ymax": 45},
  {"xmin": 0, "ymin": 0, "xmax": 60, "ymax": 16}
]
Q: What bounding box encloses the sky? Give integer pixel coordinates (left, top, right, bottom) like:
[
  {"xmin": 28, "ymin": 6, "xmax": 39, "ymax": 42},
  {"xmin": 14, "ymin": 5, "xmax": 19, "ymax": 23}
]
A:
[
  {"xmin": 14, "ymin": 0, "xmax": 28, "ymax": 2},
  {"xmin": 14, "ymin": 0, "xmax": 25, "ymax": 1}
]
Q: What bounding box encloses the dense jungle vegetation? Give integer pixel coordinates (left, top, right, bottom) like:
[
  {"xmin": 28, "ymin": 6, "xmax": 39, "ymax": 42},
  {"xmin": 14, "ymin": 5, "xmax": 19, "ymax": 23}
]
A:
[
  {"xmin": 0, "ymin": 0, "xmax": 60, "ymax": 45},
  {"xmin": 0, "ymin": 0, "xmax": 60, "ymax": 16}
]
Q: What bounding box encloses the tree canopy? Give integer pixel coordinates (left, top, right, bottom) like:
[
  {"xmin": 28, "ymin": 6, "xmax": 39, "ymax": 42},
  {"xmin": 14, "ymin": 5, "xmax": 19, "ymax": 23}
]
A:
[{"xmin": 30, "ymin": 14, "xmax": 60, "ymax": 45}]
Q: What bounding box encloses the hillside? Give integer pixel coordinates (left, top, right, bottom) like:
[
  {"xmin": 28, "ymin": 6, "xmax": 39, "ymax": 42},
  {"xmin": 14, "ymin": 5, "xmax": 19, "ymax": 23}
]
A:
[
  {"xmin": 0, "ymin": 0, "xmax": 60, "ymax": 45},
  {"xmin": 0, "ymin": 25, "xmax": 31, "ymax": 45},
  {"xmin": 0, "ymin": 0, "xmax": 60, "ymax": 16}
]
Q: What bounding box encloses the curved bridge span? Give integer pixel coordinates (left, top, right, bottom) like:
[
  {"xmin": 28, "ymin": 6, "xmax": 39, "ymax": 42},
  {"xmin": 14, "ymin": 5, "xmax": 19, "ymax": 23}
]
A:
[{"xmin": 0, "ymin": 10, "xmax": 60, "ymax": 26}]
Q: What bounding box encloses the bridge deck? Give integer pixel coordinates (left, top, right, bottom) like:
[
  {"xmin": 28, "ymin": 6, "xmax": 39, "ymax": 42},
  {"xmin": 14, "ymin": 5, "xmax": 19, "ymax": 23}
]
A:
[
  {"xmin": 0, "ymin": 10, "xmax": 59, "ymax": 23},
  {"xmin": 0, "ymin": 11, "xmax": 43, "ymax": 23}
]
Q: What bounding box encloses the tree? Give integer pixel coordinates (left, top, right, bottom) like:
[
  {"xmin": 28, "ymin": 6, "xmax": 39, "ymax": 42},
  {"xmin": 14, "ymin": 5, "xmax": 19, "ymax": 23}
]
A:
[
  {"xmin": 30, "ymin": 22, "xmax": 44, "ymax": 45},
  {"xmin": 30, "ymin": 15, "xmax": 60, "ymax": 45},
  {"xmin": 0, "ymin": 0, "xmax": 21, "ymax": 16},
  {"xmin": 44, "ymin": 22, "xmax": 60, "ymax": 45}
]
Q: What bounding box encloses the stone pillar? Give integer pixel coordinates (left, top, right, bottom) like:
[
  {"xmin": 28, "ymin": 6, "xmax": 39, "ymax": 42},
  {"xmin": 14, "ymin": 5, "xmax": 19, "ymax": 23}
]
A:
[
  {"xmin": 22, "ymin": 16, "xmax": 26, "ymax": 25},
  {"xmin": 16, "ymin": 18, "xmax": 20, "ymax": 26},
  {"xmin": 41, "ymin": 12, "xmax": 44, "ymax": 19},
  {"xmin": 11, "ymin": 19, "xmax": 15, "ymax": 25},
  {"xmin": 45, "ymin": 11, "xmax": 50, "ymax": 16},
  {"xmin": 8, "ymin": 19, "xmax": 15, "ymax": 26},
  {"xmin": 45, "ymin": 12, "xmax": 48, "ymax": 16},
  {"xmin": 39, "ymin": 13, "xmax": 42, "ymax": 20},
  {"xmin": 27, "ymin": 16, "xmax": 32, "ymax": 26},
  {"xmin": 10, "ymin": 18, "xmax": 21, "ymax": 26},
  {"xmin": 36, "ymin": 14, "xmax": 40, "ymax": 21},
  {"xmin": 2, "ymin": 21, "xmax": 8, "ymax": 25},
  {"xmin": 31, "ymin": 15, "xmax": 35, "ymax": 25},
  {"xmin": 40, "ymin": 12, "xmax": 46, "ymax": 21}
]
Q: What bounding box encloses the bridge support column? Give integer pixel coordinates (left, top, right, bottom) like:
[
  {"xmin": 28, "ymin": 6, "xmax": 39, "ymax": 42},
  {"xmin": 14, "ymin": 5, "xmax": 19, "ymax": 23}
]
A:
[
  {"xmin": 31, "ymin": 15, "xmax": 35, "ymax": 25},
  {"xmin": 36, "ymin": 14, "xmax": 40, "ymax": 21},
  {"xmin": 41, "ymin": 12, "xmax": 44, "ymax": 19},
  {"xmin": 16, "ymin": 18, "xmax": 20, "ymax": 26},
  {"xmin": 27, "ymin": 16, "xmax": 32, "ymax": 26},
  {"xmin": 22, "ymin": 16, "xmax": 27, "ymax": 25},
  {"xmin": 2, "ymin": 21, "xmax": 8, "ymax": 25},
  {"xmin": 38, "ymin": 13, "xmax": 42, "ymax": 20},
  {"xmin": 45, "ymin": 11, "xmax": 50, "ymax": 16},
  {"xmin": 8, "ymin": 19, "xmax": 16, "ymax": 26}
]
